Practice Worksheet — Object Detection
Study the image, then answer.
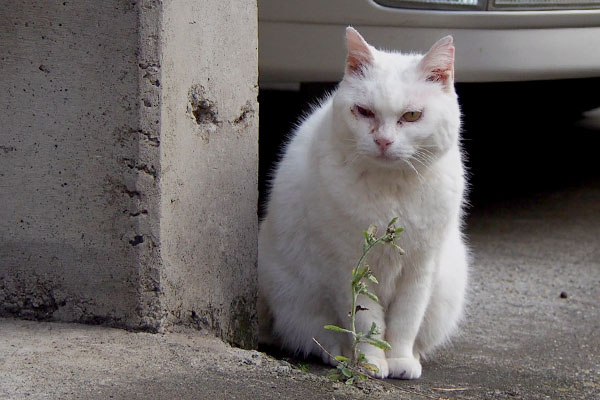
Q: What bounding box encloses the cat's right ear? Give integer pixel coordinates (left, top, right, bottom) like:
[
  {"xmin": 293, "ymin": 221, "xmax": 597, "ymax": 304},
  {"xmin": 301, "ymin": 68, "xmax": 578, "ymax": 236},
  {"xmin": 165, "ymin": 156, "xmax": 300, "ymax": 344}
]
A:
[{"xmin": 345, "ymin": 27, "xmax": 374, "ymax": 77}]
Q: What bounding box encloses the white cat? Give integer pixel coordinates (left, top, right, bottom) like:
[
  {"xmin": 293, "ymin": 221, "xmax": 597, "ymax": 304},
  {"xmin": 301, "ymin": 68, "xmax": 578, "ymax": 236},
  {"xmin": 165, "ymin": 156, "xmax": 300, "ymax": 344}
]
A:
[{"xmin": 258, "ymin": 28, "xmax": 468, "ymax": 380}]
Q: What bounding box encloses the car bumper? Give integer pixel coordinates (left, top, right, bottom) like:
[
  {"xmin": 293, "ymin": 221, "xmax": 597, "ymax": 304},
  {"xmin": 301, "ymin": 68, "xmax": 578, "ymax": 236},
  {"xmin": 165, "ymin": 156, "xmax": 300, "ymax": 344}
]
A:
[{"xmin": 259, "ymin": 0, "xmax": 600, "ymax": 85}]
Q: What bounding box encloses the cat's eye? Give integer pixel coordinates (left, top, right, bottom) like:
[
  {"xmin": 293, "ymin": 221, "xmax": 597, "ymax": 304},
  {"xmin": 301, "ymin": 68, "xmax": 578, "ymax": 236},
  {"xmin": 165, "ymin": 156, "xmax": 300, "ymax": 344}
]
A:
[
  {"xmin": 401, "ymin": 111, "xmax": 422, "ymax": 123},
  {"xmin": 355, "ymin": 105, "xmax": 375, "ymax": 118}
]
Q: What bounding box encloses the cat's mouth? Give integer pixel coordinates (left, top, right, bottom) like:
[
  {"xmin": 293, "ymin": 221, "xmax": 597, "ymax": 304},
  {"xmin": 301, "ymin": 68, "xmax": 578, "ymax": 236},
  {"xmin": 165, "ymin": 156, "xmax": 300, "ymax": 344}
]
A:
[
  {"xmin": 372, "ymin": 150, "xmax": 405, "ymax": 162},
  {"xmin": 368, "ymin": 152, "xmax": 405, "ymax": 166},
  {"xmin": 364, "ymin": 150, "xmax": 419, "ymax": 171},
  {"xmin": 375, "ymin": 153, "xmax": 395, "ymax": 160}
]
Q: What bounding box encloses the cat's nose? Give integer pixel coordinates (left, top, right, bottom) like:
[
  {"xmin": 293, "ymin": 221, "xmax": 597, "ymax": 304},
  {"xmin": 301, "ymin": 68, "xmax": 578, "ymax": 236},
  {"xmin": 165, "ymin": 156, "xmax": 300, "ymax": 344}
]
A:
[{"xmin": 374, "ymin": 137, "xmax": 394, "ymax": 150}]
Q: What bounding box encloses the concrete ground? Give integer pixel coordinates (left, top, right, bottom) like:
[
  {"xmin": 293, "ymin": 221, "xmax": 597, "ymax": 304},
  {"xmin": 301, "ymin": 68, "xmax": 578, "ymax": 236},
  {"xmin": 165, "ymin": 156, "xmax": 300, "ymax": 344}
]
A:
[
  {"xmin": 414, "ymin": 182, "xmax": 600, "ymax": 400},
  {"xmin": 1, "ymin": 179, "xmax": 598, "ymax": 399}
]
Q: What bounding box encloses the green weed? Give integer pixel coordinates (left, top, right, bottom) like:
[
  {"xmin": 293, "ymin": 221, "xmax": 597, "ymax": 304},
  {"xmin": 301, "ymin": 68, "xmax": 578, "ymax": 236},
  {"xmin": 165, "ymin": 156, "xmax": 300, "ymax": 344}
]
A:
[{"xmin": 316, "ymin": 218, "xmax": 404, "ymax": 384}]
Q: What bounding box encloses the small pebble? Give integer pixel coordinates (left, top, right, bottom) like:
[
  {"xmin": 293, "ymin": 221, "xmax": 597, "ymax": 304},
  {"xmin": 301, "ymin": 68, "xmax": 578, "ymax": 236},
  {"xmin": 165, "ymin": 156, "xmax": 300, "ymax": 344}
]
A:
[{"xmin": 560, "ymin": 291, "xmax": 568, "ymax": 299}]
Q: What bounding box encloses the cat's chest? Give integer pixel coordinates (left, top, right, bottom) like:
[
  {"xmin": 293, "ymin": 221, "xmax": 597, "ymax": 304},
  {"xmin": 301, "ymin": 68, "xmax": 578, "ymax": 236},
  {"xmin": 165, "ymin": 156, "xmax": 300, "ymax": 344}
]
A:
[
  {"xmin": 315, "ymin": 164, "xmax": 461, "ymax": 257},
  {"xmin": 353, "ymin": 176, "xmax": 452, "ymax": 229}
]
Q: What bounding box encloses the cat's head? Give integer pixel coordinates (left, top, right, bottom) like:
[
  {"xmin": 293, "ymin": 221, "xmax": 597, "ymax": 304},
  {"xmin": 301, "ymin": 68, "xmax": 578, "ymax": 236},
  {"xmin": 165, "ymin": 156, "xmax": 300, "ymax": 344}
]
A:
[{"xmin": 333, "ymin": 28, "xmax": 461, "ymax": 170}]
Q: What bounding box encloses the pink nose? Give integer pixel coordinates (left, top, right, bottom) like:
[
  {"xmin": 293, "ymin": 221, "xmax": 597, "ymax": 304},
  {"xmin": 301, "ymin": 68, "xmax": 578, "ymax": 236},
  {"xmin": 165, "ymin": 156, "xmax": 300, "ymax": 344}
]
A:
[{"xmin": 374, "ymin": 137, "xmax": 393, "ymax": 150}]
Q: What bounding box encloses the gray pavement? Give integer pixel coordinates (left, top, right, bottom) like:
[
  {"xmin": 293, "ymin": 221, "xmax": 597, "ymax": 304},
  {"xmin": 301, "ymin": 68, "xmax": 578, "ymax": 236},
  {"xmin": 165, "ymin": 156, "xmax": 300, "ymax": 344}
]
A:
[
  {"xmin": 414, "ymin": 182, "xmax": 600, "ymax": 399},
  {"xmin": 1, "ymin": 182, "xmax": 599, "ymax": 400}
]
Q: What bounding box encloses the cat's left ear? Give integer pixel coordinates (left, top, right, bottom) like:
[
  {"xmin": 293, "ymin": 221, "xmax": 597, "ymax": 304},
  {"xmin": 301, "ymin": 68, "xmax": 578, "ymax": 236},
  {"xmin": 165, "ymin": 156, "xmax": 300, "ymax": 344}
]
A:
[
  {"xmin": 345, "ymin": 27, "xmax": 374, "ymax": 77},
  {"xmin": 418, "ymin": 36, "xmax": 455, "ymax": 91}
]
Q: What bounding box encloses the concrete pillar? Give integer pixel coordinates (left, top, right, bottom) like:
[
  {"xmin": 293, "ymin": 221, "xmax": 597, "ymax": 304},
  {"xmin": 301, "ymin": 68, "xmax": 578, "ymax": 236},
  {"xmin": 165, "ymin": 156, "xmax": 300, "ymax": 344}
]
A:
[{"xmin": 0, "ymin": 0, "xmax": 258, "ymax": 348}]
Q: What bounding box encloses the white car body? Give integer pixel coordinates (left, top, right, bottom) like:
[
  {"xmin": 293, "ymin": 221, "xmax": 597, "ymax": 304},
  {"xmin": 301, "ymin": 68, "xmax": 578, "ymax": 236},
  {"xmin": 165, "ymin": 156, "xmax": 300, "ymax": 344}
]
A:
[{"xmin": 259, "ymin": 0, "xmax": 600, "ymax": 86}]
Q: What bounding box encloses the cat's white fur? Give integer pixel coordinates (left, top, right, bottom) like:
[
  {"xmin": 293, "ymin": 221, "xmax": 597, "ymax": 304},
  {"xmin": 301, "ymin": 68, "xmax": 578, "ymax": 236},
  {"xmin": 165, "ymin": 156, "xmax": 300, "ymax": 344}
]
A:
[{"xmin": 258, "ymin": 28, "xmax": 468, "ymax": 380}]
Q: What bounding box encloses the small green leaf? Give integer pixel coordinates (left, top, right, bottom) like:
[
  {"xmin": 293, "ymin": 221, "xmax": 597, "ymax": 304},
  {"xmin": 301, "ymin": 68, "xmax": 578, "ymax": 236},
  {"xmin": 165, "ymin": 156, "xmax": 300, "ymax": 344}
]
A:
[
  {"xmin": 365, "ymin": 337, "xmax": 392, "ymax": 350},
  {"xmin": 391, "ymin": 243, "xmax": 406, "ymax": 255},
  {"xmin": 394, "ymin": 227, "xmax": 403, "ymax": 234},
  {"xmin": 369, "ymin": 321, "xmax": 377, "ymax": 332},
  {"xmin": 328, "ymin": 371, "xmax": 342, "ymax": 381},
  {"xmin": 362, "ymin": 230, "xmax": 370, "ymax": 242},
  {"xmin": 334, "ymin": 355, "xmax": 350, "ymax": 362},
  {"xmin": 387, "ymin": 217, "xmax": 399, "ymax": 227},
  {"xmin": 345, "ymin": 377, "xmax": 354, "ymax": 385},
  {"xmin": 360, "ymin": 362, "xmax": 380, "ymax": 373},
  {"xmin": 324, "ymin": 325, "xmax": 353, "ymax": 334},
  {"xmin": 357, "ymin": 352, "xmax": 367, "ymax": 363},
  {"xmin": 298, "ymin": 363, "xmax": 309, "ymax": 372},
  {"xmin": 362, "ymin": 290, "xmax": 379, "ymax": 303},
  {"xmin": 368, "ymin": 322, "xmax": 380, "ymax": 336},
  {"xmin": 366, "ymin": 274, "xmax": 379, "ymax": 284},
  {"xmin": 356, "ymin": 282, "xmax": 368, "ymax": 294},
  {"xmin": 352, "ymin": 267, "xmax": 369, "ymax": 286},
  {"xmin": 341, "ymin": 367, "xmax": 353, "ymax": 378}
]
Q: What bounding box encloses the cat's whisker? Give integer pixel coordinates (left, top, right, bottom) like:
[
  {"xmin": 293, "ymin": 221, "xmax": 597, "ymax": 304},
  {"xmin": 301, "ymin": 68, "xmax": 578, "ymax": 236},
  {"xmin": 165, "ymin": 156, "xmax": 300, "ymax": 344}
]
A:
[
  {"xmin": 415, "ymin": 147, "xmax": 436, "ymax": 158},
  {"xmin": 411, "ymin": 156, "xmax": 430, "ymax": 170},
  {"xmin": 417, "ymin": 150, "xmax": 437, "ymax": 164},
  {"xmin": 411, "ymin": 159, "xmax": 434, "ymax": 180},
  {"xmin": 415, "ymin": 157, "xmax": 432, "ymax": 168},
  {"xmin": 343, "ymin": 152, "xmax": 361, "ymax": 167},
  {"xmin": 403, "ymin": 159, "xmax": 425, "ymax": 184},
  {"xmin": 348, "ymin": 155, "xmax": 360, "ymax": 167},
  {"xmin": 414, "ymin": 150, "xmax": 436, "ymax": 166},
  {"xmin": 416, "ymin": 145, "xmax": 435, "ymax": 152},
  {"xmin": 415, "ymin": 155, "xmax": 434, "ymax": 168},
  {"xmin": 414, "ymin": 149, "xmax": 433, "ymax": 159},
  {"xmin": 413, "ymin": 149, "xmax": 434, "ymax": 165}
]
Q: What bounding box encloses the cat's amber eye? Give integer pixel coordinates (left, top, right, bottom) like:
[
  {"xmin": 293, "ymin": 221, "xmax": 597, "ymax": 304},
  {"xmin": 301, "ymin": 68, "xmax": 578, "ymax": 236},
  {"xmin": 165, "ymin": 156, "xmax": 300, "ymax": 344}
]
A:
[
  {"xmin": 355, "ymin": 105, "xmax": 375, "ymax": 118},
  {"xmin": 401, "ymin": 111, "xmax": 422, "ymax": 123}
]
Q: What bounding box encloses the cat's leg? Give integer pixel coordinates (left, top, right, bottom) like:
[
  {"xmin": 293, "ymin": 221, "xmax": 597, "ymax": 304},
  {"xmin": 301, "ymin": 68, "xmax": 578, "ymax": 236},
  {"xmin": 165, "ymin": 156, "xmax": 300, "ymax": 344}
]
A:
[
  {"xmin": 384, "ymin": 261, "xmax": 435, "ymax": 380},
  {"xmin": 414, "ymin": 233, "xmax": 468, "ymax": 357},
  {"xmin": 259, "ymin": 241, "xmax": 353, "ymax": 365},
  {"xmin": 267, "ymin": 286, "xmax": 352, "ymax": 366},
  {"xmin": 310, "ymin": 286, "xmax": 357, "ymax": 366},
  {"xmin": 354, "ymin": 296, "xmax": 389, "ymax": 379}
]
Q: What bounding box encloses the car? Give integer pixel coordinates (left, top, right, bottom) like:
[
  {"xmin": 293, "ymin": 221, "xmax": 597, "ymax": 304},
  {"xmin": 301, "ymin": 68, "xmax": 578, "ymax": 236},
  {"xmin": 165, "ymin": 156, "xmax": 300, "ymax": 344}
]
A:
[{"xmin": 258, "ymin": 0, "xmax": 600, "ymax": 87}]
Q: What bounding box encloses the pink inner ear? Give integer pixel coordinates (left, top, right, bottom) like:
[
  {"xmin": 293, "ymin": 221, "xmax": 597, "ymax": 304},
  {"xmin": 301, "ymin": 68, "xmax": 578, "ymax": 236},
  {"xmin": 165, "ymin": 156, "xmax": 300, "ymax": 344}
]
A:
[
  {"xmin": 347, "ymin": 50, "xmax": 372, "ymax": 74},
  {"xmin": 345, "ymin": 27, "xmax": 373, "ymax": 75},
  {"xmin": 425, "ymin": 65, "xmax": 453, "ymax": 84},
  {"xmin": 419, "ymin": 36, "xmax": 455, "ymax": 88}
]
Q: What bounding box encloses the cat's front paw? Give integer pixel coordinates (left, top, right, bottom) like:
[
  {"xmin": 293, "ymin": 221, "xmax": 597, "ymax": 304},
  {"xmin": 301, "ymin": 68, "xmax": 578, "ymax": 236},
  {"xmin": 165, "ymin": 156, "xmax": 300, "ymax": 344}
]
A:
[
  {"xmin": 387, "ymin": 357, "xmax": 422, "ymax": 380},
  {"xmin": 363, "ymin": 356, "xmax": 389, "ymax": 379}
]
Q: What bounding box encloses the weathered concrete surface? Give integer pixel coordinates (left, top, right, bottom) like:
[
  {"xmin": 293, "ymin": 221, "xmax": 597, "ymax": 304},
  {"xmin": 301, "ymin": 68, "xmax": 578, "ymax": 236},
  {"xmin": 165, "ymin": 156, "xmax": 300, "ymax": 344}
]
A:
[
  {"xmin": 0, "ymin": 0, "xmax": 258, "ymax": 345},
  {"xmin": 0, "ymin": 319, "xmax": 402, "ymax": 400},
  {"xmin": 0, "ymin": 0, "xmax": 162, "ymax": 330},
  {"xmin": 1, "ymin": 181, "xmax": 598, "ymax": 400},
  {"xmin": 159, "ymin": 0, "xmax": 259, "ymax": 349}
]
